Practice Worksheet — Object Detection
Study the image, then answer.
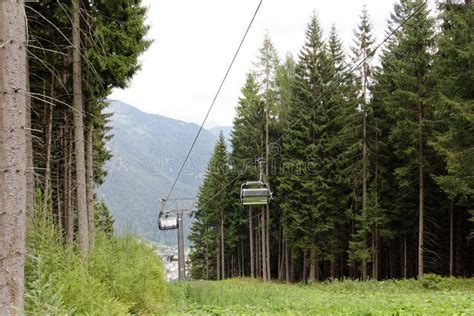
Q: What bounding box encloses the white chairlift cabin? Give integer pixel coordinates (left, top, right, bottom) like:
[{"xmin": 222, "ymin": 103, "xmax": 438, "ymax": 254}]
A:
[{"xmin": 158, "ymin": 213, "xmax": 178, "ymax": 231}]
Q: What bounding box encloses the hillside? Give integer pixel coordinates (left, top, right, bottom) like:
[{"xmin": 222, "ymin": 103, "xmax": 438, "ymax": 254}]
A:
[{"xmin": 98, "ymin": 100, "xmax": 222, "ymax": 245}]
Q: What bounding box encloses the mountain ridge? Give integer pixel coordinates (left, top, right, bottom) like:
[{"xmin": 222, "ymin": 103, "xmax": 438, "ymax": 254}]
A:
[{"xmin": 98, "ymin": 100, "xmax": 227, "ymax": 245}]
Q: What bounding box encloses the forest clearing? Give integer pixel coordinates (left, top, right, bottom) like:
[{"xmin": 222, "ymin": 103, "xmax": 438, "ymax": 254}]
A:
[{"xmin": 167, "ymin": 278, "xmax": 474, "ymax": 315}]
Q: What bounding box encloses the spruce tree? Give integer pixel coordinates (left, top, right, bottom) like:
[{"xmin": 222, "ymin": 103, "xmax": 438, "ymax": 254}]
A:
[
  {"xmin": 279, "ymin": 14, "xmax": 332, "ymax": 282},
  {"xmin": 430, "ymin": 0, "xmax": 473, "ymax": 275},
  {"xmin": 326, "ymin": 25, "xmax": 359, "ymax": 280},
  {"xmin": 254, "ymin": 34, "xmax": 280, "ymax": 280},
  {"xmin": 190, "ymin": 133, "xmax": 230, "ymax": 280},
  {"xmin": 347, "ymin": 6, "xmax": 380, "ymax": 280},
  {"xmin": 229, "ymin": 73, "xmax": 265, "ymax": 278},
  {"xmin": 376, "ymin": 0, "xmax": 435, "ymax": 277}
]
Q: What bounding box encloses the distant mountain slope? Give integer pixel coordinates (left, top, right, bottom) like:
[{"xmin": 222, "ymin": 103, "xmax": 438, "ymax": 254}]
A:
[{"xmin": 98, "ymin": 100, "xmax": 217, "ymax": 245}]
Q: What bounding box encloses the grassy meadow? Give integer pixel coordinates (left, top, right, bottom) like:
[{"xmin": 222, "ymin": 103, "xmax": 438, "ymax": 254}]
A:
[{"xmin": 167, "ymin": 277, "xmax": 474, "ymax": 315}]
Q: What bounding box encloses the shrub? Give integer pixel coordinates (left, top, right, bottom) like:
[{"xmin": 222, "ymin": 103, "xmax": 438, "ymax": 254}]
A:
[
  {"xmin": 90, "ymin": 235, "xmax": 167, "ymax": 314},
  {"xmin": 25, "ymin": 197, "xmax": 166, "ymax": 315}
]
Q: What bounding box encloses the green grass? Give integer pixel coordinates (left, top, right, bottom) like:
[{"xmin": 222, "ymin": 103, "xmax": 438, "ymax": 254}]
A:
[
  {"xmin": 167, "ymin": 277, "xmax": 474, "ymax": 315},
  {"xmin": 25, "ymin": 202, "xmax": 167, "ymax": 315}
]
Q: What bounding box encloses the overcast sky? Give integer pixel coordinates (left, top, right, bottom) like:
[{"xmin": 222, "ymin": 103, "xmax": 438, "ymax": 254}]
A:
[{"xmin": 110, "ymin": 0, "xmax": 434, "ymax": 128}]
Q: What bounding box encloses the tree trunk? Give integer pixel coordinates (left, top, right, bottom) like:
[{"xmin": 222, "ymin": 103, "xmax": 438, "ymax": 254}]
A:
[
  {"xmin": 249, "ymin": 207, "xmax": 255, "ymax": 278},
  {"xmin": 389, "ymin": 243, "xmax": 393, "ymax": 279},
  {"xmin": 63, "ymin": 115, "xmax": 74, "ymax": 245},
  {"xmin": 266, "ymin": 204, "xmax": 271, "ymax": 280},
  {"xmin": 220, "ymin": 210, "xmax": 225, "ymax": 279},
  {"xmin": 309, "ymin": 249, "xmax": 317, "ymax": 282},
  {"xmin": 278, "ymin": 223, "xmax": 282, "ymax": 280},
  {"xmin": 362, "ymin": 258, "xmax": 368, "ymax": 281},
  {"xmin": 204, "ymin": 230, "xmax": 209, "ymax": 279},
  {"xmin": 72, "ymin": 0, "xmax": 89, "ymax": 259},
  {"xmin": 241, "ymin": 240, "xmax": 245, "ymax": 277},
  {"xmin": 362, "ymin": 106, "xmax": 368, "ymax": 282},
  {"xmin": 265, "ymin": 76, "xmax": 271, "ymax": 282},
  {"xmin": 85, "ymin": 124, "xmax": 94, "ymax": 249},
  {"xmin": 285, "ymin": 243, "xmax": 290, "ymax": 283},
  {"xmin": 302, "ymin": 250, "xmax": 307, "ymax": 282},
  {"xmin": 361, "ymin": 46, "xmax": 369, "ymax": 282},
  {"xmin": 330, "ymin": 259, "xmax": 336, "ymax": 281},
  {"xmin": 375, "ymin": 118, "xmax": 380, "ymax": 280},
  {"xmin": 56, "ymin": 169, "xmax": 63, "ymax": 232},
  {"xmin": 43, "ymin": 78, "xmax": 54, "ymax": 211},
  {"xmin": 25, "ymin": 52, "xmax": 34, "ymax": 216},
  {"xmin": 278, "ymin": 233, "xmax": 284, "ymax": 280},
  {"xmin": 417, "ymin": 81, "xmax": 424, "ymax": 278},
  {"xmin": 261, "ymin": 208, "xmax": 268, "ymax": 281},
  {"xmin": 373, "ymin": 226, "xmax": 379, "ymax": 280},
  {"xmin": 216, "ymin": 234, "xmax": 221, "ymax": 280},
  {"xmin": 449, "ymin": 200, "xmax": 454, "ymax": 276},
  {"xmin": 290, "ymin": 248, "xmax": 294, "ymax": 282},
  {"xmin": 0, "ymin": 0, "xmax": 28, "ymax": 312}
]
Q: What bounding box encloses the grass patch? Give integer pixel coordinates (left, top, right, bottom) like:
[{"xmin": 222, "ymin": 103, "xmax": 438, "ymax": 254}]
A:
[
  {"xmin": 168, "ymin": 278, "xmax": 474, "ymax": 315},
  {"xmin": 25, "ymin": 209, "xmax": 167, "ymax": 315}
]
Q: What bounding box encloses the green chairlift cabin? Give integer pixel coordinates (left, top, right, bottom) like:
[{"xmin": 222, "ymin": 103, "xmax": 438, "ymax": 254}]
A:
[
  {"xmin": 240, "ymin": 181, "xmax": 272, "ymax": 205},
  {"xmin": 240, "ymin": 159, "xmax": 272, "ymax": 205}
]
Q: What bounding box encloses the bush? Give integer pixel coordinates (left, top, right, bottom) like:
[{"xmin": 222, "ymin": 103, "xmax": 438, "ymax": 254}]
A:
[
  {"xmin": 90, "ymin": 235, "xmax": 167, "ymax": 313},
  {"xmin": 25, "ymin": 201, "xmax": 166, "ymax": 315}
]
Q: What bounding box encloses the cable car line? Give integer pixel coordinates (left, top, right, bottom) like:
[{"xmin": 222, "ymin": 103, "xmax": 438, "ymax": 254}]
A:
[{"xmin": 162, "ymin": 0, "xmax": 263, "ymax": 209}]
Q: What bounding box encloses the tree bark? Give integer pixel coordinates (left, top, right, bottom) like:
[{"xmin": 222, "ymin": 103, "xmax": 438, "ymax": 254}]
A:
[
  {"xmin": 220, "ymin": 209, "xmax": 225, "ymax": 279},
  {"xmin": 0, "ymin": 1, "xmax": 28, "ymax": 312},
  {"xmin": 249, "ymin": 207, "xmax": 255, "ymax": 278},
  {"xmin": 289, "ymin": 248, "xmax": 294, "ymax": 282},
  {"xmin": 43, "ymin": 78, "xmax": 54, "ymax": 212},
  {"xmin": 278, "ymin": 233, "xmax": 284, "ymax": 280},
  {"xmin": 362, "ymin": 59, "xmax": 369, "ymax": 281},
  {"xmin": 373, "ymin": 226, "xmax": 379, "ymax": 280},
  {"xmin": 25, "ymin": 51, "xmax": 34, "ymax": 216},
  {"xmin": 72, "ymin": 0, "xmax": 89, "ymax": 259},
  {"xmin": 216, "ymin": 234, "xmax": 221, "ymax": 280},
  {"xmin": 204, "ymin": 227, "xmax": 209, "ymax": 279},
  {"xmin": 265, "ymin": 73, "xmax": 271, "ymax": 282},
  {"xmin": 417, "ymin": 79, "xmax": 424, "ymax": 278},
  {"xmin": 261, "ymin": 208, "xmax": 267, "ymax": 281},
  {"xmin": 241, "ymin": 240, "xmax": 245, "ymax": 277},
  {"xmin": 449, "ymin": 200, "xmax": 454, "ymax": 276},
  {"xmin": 266, "ymin": 204, "xmax": 271, "ymax": 280},
  {"xmin": 302, "ymin": 250, "xmax": 307, "ymax": 282},
  {"xmin": 256, "ymin": 225, "xmax": 260, "ymax": 278},
  {"xmin": 362, "ymin": 258, "xmax": 368, "ymax": 281},
  {"xmin": 309, "ymin": 249, "xmax": 317, "ymax": 282},
  {"xmin": 85, "ymin": 124, "xmax": 94, "ymax": 249},
  {"xmin": 285, "ymin": 243, "xmax": 290, "ymax": 283},
  {"xmin": 277, "ymin": 222, "xmax": 282, "ymax": 280},
  {"xmin": 62, "ymin": 115, "xmax": 74, "ymax": 245},
  {"xmin": 330, "ymin": 259, "xmax": 336, "ymax": 281}
]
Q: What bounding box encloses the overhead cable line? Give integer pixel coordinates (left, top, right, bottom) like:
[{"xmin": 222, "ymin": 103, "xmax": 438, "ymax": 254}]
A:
[{"xmin": 162, "ymin": 0, "xmax": 263, "ymax": 205}]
